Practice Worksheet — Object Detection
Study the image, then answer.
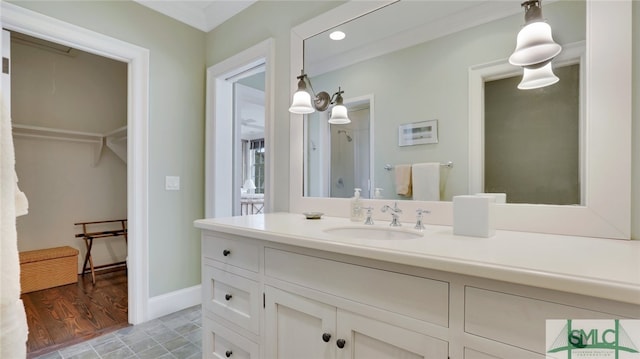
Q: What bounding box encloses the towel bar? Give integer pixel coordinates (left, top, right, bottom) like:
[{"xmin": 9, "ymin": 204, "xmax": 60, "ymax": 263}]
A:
[{"xmin": 384, "ymin": 161, "xmax": 453, "ymax": 171}]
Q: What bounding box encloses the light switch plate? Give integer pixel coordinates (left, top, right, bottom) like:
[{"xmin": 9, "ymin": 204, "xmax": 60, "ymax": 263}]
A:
[{"xmin": 165, "ymin": 176, "xmax": 180, "ymax": 190}]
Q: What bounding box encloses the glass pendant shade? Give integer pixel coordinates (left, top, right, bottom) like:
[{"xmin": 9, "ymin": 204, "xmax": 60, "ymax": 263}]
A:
[
  {"xmin": 509, "ymin": 22, "xmax": 562, "ymax": 66},
  {"xmin": 328, "ymin": 104, "xmax": 350, "ymax": 124},
  {"xmin": 289, "ymin": 90, "xmax": 314, "ymax": 114},
  {"xmin": 517, "ymin": 62, "xmax": 559, "ymax": 90}
]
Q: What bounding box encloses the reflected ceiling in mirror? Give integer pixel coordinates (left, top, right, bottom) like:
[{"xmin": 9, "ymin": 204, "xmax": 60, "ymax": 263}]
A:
[{"xmin": 302, "ymin": 0, "xmax": 585, "ymax": 204}]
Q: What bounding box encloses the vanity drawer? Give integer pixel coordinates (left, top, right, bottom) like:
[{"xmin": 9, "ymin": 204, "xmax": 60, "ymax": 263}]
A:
[
  {"xmin": 464, "ymin": 286, "xmax": 615, "ymax": 354},
  {"xmin": 264, "ymin": 248, "xmax": 449, "ymax": 327},
  {"xmin": 203, "ymin": 265, "xmax": 261, "ymax": 335},
  {"xmin": 203, "ymin": 312, "xmax": 260, "ymax": 359},
  {"xmin": 202, "ymin": 234, "xmax": 260, "ymax": 273}
]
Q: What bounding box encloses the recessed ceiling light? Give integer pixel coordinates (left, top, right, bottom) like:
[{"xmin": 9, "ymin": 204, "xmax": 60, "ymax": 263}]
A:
[{"xmin": 329, "ymin": 31, "xmax": 346, "ymax": 41}]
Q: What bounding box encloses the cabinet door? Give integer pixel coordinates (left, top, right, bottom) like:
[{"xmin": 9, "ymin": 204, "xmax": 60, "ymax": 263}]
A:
[
  {"xmin": 335, "ymin": 310, "xmax": 448, "ymax": 359},
  {"xmin": 265, "ymin": 286, "xmax": 337, "ymax": 359}
]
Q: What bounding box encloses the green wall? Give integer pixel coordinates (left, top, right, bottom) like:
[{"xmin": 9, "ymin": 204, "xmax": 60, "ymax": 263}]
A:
[{"xmin": 9, "ymin": 0, "xmax": 206, "ymax": 296}]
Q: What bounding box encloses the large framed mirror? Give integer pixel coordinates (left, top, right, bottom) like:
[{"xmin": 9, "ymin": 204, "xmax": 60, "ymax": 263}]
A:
[{"xmin": 289, "ymin": 0, "xmax": 631, "ymax": 239}]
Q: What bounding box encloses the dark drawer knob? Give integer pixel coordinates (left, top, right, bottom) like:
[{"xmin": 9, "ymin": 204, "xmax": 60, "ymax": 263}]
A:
[
  {"xmin": 336, "ymin": 339, "xmax": 346, "ymax": 349},
  {"xmin": 225, "ymin": 294, "xmax": 233, "ymax": 301},
  {"xmin": 322, "ymin": 333, "xmax": 331, "ymax": 342},
  {"xmin": 223, "ymin": 249, "xmax": 231, "ymax": 257},
  {"xmin": 225, "ymin": 350, "xmax": 233, "ymax": 357}
]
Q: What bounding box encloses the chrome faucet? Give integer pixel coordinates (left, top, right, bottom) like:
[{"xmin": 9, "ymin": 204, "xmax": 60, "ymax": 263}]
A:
[
  {"xmin": 381, "ymin": 202, "xmax": 402, "ymax": 226},
  {"xmin": 414, "ymin": 209, "xmax": 430, "ymax": 231},
  {"xmin": 362, "ymin": 207, "xmax": 374, "ymax": 225}
]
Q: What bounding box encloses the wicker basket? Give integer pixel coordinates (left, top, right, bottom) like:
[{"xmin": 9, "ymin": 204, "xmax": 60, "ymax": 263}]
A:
[{"xmin": 19, "ymin": 246, "xmax": 79, "ymax": 294}]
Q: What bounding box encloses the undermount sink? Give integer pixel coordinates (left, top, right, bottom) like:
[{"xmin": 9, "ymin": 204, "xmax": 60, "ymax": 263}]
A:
[{"xmin": 323, "ymin": 226, "xmax": 423, "ymax": 240}]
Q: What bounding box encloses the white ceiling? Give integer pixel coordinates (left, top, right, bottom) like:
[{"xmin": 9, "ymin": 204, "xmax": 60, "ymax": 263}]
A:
[{"xmin": 133, "ymin": 0, "xmax": 258, "ymax": 32}]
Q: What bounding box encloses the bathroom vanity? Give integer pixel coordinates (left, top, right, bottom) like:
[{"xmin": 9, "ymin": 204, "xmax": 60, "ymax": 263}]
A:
[{"xmin": 195, "ymin": 213, "xmax": 639, "ymax": 359}]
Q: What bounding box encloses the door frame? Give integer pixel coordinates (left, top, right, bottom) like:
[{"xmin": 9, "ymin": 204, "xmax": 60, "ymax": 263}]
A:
[
  {"xmin": 205, "ymin": 38, "xmax": 275, "ymax": 218},
  {"xmin": 1, "ymin": 3, "xmax": 150, "ymax": 324}
]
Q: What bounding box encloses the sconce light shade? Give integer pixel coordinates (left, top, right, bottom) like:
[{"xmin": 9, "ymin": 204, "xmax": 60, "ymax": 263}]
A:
[
  {"xmin": 289, "ymin": 75, "xmax": 315, "ymax": 114},
  {"xmin": 289, "ymin": 89, "xmax": 315, "ymax": 114},
  {"xmin": 328, "ymin": 104, "xmax": 350, "ymax": 124},
  {"xmin": 517, "ymin": 62, "xmax": 559, "ymax": 90},
  {"xmin": 328, "ymin": 88, "xmax": 350, "ymax": 124},
  {"xmin": 509, "ymin": 22, "xmax": 562, "ymax": 66}
]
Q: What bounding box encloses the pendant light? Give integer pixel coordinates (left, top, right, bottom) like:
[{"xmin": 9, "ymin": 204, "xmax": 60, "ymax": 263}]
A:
[{"xmin": 509, "ymin": 0, "xmax": 561, "ymax": 67}]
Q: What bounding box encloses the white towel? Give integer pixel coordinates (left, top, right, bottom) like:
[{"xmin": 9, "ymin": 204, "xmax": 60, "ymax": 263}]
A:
[
  {"xmin": 412, "ymin": 162, "xmax": 440, "ymax": 201},
  {"xmin": 1, "ymin": 95, "xmax": 29, "ymax": 358}
]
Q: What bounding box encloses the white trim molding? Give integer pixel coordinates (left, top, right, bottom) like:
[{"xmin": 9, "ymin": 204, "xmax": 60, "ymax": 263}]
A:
[
  {"xmin": 1, "ymin": 3, "xmax": 151, "ymax": 323},
  {"xmin": 147, "ymin": 285, "xmax": 202, "ymax": 321},
  {"xmin": 205, "ymin": 38, "xmax": 275, "ymax": 218}
]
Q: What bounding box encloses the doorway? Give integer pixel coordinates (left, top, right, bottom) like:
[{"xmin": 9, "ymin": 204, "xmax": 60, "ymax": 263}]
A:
[
  {"xmin": 1, "ymin": 1, "xmax": 151, "ymax": 328},
  {"xmin": 304, "ymin": 95, "xmax": 373, "ymax": 199},
  {"xmin": 8, "ymin": 30, "xmax": 130, "ymax": 356},
  {"xmin": 205, "ymin": 39, "xmax": 274, "ymax": 218},
  {"xmin": 329, "ymin": 100, "xmax": 371, "ymax": 199}
]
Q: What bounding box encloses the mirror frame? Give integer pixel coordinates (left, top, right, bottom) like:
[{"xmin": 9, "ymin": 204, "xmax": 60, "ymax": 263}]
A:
[{"xmin": 289, "ymin": 0, "xmax": 631, "ymax": 239}]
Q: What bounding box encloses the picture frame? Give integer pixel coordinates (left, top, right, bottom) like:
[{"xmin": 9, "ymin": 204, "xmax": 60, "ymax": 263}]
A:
[{"xmin": 398, "ymin": 119, "xmax": 438, "ymax": 146}]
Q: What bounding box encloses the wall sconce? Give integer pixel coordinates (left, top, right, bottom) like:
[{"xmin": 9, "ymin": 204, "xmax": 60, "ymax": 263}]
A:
[
  {"xmin": 509, "ymin": 0, "xmax": 562, "ymax": 90},
  {"xmin": 289, "ymin": 70, "xmax": 351, "ymax": 124}
]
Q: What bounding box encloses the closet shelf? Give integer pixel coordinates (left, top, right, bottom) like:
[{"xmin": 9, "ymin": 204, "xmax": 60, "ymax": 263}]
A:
[
  {"xmin": 12, "ymin": 124, "xmax": 127, "ymax": 166},
  {"xmin": 12, "ymin": 124, "xmax": 103, "ymax": 143}
]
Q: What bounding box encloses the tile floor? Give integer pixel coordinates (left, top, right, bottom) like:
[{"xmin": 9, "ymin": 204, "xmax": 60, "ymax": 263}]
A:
[{"xmin": 34, "ymin": 305, "xmax": 202, "ymax": 359}]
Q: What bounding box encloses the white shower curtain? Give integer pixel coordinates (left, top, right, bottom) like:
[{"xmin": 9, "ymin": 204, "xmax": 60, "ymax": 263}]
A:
[{"xmin": 0, "ymin": 94, "xmax": 29, "ymax": 358}]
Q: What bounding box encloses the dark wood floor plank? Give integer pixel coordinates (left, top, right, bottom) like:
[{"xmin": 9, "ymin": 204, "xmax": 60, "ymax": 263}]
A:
[
  {"xmin": 21, "ymin": 268, "xmax": 128, "ymax": 357},
  {"xmin": 22, "ymin": 295, "xmax": 55, "ymax": 352}
]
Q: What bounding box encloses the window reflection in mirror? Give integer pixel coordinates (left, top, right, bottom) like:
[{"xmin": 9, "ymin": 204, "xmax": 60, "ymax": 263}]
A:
[{"xmin": 302, "ymin": 0, "xmax": 585, "ymax": 204}]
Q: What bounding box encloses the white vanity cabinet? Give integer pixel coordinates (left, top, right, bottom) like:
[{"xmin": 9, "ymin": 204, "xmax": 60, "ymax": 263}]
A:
[
  {"xmin": 197, "ymin": 215, "xmax": 640, "ymax": 359},
  {"xmin": 262, "ymin": 246, "xmax": 450, "ymax": 359},
  {"xmin": 201, "ymin": 233, "xmax": 263, "ymax": 359},
  {"xmin": 264, "ymin": 286, "xmax": 448, "ymax": 359}
]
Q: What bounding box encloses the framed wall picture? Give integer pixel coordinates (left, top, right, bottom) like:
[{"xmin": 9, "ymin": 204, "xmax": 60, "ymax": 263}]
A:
[{"xmin": 398, "ymin": 119, "xmax": 438, "ymax": 146}]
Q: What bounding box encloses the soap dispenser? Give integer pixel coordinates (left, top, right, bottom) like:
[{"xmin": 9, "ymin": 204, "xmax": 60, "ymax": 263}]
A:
[
  {"xmin": 374, "ymin": 188, "xmax": 384, "ymax": 199},
  {"xmin": 350, "ymin": 188, "xmax": 364, "ymax": 222}
]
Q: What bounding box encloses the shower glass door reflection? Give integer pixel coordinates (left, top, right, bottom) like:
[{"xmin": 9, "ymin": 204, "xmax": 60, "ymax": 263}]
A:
[{"xmin": 330, "ymin": 105, "xmax": 370, "ymax": 198}]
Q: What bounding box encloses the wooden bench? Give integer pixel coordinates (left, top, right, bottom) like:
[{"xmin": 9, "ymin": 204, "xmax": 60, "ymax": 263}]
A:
[{"xmin": 19, "ymin": 246, "xmax": 79, "ymax": 294}]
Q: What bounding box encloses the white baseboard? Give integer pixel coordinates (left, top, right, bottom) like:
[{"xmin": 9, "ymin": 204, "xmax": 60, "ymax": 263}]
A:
[{"xmin": 147, "ymin": 284, "xmax": 201, "ymax": 321}]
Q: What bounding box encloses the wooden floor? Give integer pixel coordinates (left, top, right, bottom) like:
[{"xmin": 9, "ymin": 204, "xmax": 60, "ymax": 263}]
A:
[{"xmin": 21, "ymin": 267, "xmax": 129, "ymax": 358}]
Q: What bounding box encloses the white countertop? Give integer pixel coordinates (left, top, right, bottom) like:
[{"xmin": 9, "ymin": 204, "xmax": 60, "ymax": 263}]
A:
[{"xmin": 194, "ymin": 212, "xmax": 640, "ymax": 305}]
